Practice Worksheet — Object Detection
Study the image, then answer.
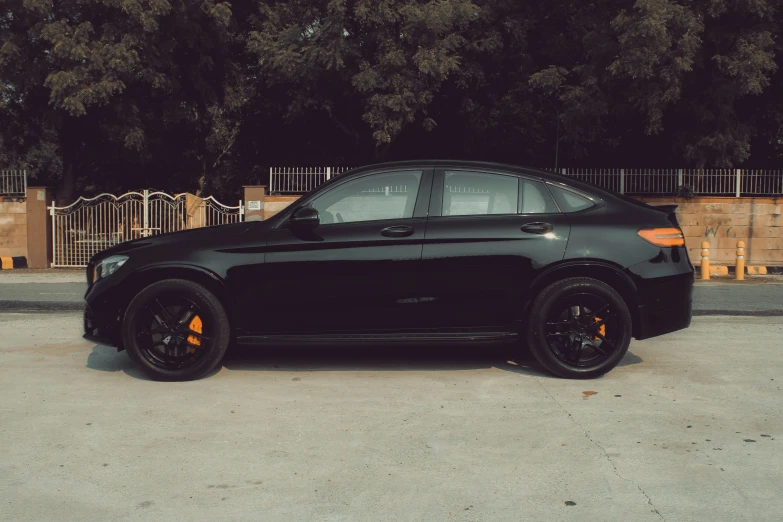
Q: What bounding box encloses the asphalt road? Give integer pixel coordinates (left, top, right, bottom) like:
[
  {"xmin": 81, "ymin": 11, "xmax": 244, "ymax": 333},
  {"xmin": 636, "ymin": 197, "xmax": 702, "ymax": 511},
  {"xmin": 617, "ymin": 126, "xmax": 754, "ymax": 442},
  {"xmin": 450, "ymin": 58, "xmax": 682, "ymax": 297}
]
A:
[
  {"xmin": 1, "ymin": 279, "xmax": 782, "ymax": 314},
  {"xmin": 1, "ymin": 312, "xmax": 782, "ymax": 521}
]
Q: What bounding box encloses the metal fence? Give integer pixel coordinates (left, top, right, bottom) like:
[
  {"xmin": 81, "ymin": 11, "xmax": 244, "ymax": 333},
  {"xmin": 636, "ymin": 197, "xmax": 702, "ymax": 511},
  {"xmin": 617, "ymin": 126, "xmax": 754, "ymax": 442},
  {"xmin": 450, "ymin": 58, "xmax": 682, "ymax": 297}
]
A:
[
  {"xmin": 270, "ymin": 166, "xmax": 783, "ymax": 197},
  {"xmin": 269, "ymin": 167, "xmax": 354, "ymax": 194},
  {"xmin": 558, "ymin": 168, "xmax": 783, "ymax": 197},
  {"xmin": 0, "ymin": 169, "xmax": 27, "ymax": 196},
  {"xmin": 49, "ymin": 190, "xmax": 243, "ymax": 267}
]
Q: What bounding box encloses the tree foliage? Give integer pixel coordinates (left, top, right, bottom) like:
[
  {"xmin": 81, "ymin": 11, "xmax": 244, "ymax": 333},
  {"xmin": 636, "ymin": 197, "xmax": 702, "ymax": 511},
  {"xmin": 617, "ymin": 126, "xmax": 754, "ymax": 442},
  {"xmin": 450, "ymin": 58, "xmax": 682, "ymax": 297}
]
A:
[{"xmin": 1, "ymin": 0, "xmax": 782, "ymax": 200}]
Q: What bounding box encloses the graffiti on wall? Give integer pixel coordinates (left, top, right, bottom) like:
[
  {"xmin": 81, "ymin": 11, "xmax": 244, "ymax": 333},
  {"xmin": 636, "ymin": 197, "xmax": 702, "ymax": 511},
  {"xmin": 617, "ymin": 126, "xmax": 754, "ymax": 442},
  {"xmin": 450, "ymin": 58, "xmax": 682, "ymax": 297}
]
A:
[{"xmin": 704, "ymin": 225, "xmax": 737, "ymax": 238}]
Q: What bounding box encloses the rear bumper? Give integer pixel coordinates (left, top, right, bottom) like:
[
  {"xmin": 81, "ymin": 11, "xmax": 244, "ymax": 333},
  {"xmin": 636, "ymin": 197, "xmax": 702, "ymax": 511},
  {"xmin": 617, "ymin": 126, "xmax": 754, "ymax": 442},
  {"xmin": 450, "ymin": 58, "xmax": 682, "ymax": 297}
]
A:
[
  {"xmin": 627, "ymin": 248, "xmax": 694, "ymax": 340},
  {"xmin": 634, "ymin": 273, "xmax": 693, "ymax": 340}
]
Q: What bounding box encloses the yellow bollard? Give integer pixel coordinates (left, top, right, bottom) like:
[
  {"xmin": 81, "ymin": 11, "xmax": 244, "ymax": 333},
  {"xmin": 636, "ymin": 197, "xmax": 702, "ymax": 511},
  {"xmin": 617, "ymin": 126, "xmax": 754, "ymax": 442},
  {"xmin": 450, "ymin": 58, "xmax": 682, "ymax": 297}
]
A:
[
  {"xmin": 736, "ymin": 240, "xmax": 745, "ymax": 281},
  {"xmin": 701, "ymin": 241, "xmax": 710, "ymax": 280}
]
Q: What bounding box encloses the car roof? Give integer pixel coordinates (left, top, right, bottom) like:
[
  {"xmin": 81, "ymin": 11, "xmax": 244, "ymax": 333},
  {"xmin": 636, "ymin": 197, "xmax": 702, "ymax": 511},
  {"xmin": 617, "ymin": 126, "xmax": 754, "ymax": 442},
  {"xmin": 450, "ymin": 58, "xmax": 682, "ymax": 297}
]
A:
[{"xmin": 345, "ymin": 160, "xmax": 616, "ymax": 199}]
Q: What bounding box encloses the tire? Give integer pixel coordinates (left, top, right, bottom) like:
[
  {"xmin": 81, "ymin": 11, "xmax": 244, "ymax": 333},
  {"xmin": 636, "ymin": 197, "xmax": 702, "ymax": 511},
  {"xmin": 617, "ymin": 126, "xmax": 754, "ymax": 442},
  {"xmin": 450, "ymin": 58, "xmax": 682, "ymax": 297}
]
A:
[
  {"xmin": 122, "ymin": 279, "xmax": 230, "ymax": 381},
  {"xmin": 525, "ymin": 277, "xmax": 632, "ymax": 379}
]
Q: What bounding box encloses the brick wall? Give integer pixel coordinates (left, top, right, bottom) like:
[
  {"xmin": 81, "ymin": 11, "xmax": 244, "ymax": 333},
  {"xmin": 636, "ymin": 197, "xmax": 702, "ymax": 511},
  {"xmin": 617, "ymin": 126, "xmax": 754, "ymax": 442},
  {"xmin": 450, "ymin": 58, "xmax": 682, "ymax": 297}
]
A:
[
  {"xmin": 638, "ymin": 197, "xmax": 783, "ymax": 266},
  {"xmin": 264, "ymin": 195, "xmax": 300, "ymax": 220},
  {"xmin": 0, "ymin": 199, "xmax": 28, "ymax": 258}
]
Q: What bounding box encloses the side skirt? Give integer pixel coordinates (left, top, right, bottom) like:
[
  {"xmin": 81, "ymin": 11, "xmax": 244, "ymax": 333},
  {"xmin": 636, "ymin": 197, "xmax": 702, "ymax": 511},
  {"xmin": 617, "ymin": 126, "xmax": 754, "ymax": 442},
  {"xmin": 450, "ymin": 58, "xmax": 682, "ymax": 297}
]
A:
[{"xmin": 236, "ymin": 331, "xmax": 519, "ymax": 346}]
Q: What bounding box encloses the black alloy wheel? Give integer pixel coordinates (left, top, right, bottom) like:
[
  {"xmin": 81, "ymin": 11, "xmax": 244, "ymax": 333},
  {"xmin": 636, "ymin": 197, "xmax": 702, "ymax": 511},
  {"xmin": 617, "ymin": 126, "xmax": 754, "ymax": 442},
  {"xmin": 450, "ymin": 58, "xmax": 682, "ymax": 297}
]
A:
[
  {"xmin": 526, "ymin": 277, "xmax": 632, "ymax": 379},
  {"xmin": 545, "ymin": 293, "xmax": 619, "ymax": 368},
  {"xmin": 136, "ymin": 296, "xmax": 210, "ymax": 370},
  {"xmin": 122, "ymin": 279, "xmax": 230, "ymax": 381}
]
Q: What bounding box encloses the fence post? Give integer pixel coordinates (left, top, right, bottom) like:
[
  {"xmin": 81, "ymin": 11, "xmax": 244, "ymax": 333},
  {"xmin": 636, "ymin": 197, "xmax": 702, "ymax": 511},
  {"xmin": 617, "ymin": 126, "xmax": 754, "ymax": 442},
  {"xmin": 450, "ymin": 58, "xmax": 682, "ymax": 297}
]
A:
[
  {"xmin": 269, "ymin": 167, "xmax": 274, "ymax": 194},
  {"xmin": 326, "ymin": 167, "xmax": 331, "ymax": 181},
  {"xmin": 678, "ymin": 169, "xmax": 684, "ymax": 190},
  {"xmin": 619, "ymin": 169, "xmax": 625, "ymax": 195},
  {"xmin": 736, "ymin": 169, "xmax": 742, "ymax": 198},
  {"xmin": 142, "ymin": 189, "xmax": 149, "ymax": 237},
  {"xmin": 243, "ymin": 185, "xmax": 266, "ymax": 221},
  {"xmin": 22, "ymin": 187, "xmax": 52, "ymax": 268},
  {"xmin": 49, "ymin": 203, "xmax": 56, "ymax": 268},
  {"xmin": 561, "ymin": 168, "xmax": 566, "ymax": 175}
]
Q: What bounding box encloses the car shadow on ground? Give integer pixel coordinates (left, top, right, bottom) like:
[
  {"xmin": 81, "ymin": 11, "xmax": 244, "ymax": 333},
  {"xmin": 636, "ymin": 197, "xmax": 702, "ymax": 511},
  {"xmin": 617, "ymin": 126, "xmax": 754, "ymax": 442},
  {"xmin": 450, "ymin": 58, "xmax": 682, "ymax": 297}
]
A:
[
  {"xmin": 86, "ymin": 343, "xmax": 644, "ymax": 380},
  {"xmin": 86, "ymin": 345, "xmax": 150, "ymax": 380}
]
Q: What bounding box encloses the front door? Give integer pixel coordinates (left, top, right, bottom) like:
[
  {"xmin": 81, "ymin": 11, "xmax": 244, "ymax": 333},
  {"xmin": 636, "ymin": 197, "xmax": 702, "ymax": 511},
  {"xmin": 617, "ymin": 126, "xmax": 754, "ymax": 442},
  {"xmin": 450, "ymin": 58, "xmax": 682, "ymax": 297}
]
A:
[
  {"xmin": 419, "ymin": 168, "xmax": 570, "ymax": 331},
  {"xmin": 256, "ymin": 168, "xmax": 432, "ymax": 334}
]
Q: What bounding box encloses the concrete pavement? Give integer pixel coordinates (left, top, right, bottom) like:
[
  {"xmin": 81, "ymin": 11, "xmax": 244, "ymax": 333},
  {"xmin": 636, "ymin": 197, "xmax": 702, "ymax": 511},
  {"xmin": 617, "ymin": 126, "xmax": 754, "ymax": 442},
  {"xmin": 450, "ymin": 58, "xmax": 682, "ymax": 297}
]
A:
[{"xmin": 0, "ymin": 312, "xmax": 782, "ymax": 521}]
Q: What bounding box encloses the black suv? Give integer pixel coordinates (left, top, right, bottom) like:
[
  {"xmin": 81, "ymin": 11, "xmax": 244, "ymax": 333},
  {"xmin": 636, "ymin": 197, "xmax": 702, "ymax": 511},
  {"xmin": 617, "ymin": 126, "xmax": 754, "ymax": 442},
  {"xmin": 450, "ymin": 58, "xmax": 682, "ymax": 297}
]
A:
[{"xmin": 84, "ymin": 161, "xmax": 693, "ymax": 381}]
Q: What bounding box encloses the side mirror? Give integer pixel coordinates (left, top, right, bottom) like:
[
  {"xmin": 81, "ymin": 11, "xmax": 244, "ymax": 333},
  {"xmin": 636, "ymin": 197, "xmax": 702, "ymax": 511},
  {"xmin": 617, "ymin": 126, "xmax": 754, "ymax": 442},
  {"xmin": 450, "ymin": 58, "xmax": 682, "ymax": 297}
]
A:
[{"xmin": 290, "ymin": 206, "xmax": 320, "ymax": 228}]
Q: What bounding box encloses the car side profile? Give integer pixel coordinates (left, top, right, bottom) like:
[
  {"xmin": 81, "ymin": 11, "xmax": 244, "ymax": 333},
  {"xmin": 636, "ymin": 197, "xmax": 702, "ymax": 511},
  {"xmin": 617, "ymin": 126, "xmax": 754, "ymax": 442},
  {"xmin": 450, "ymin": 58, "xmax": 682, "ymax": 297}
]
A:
[{"xmin": 84, "ymin": 160, "xmax": 694, "ymax": 381}]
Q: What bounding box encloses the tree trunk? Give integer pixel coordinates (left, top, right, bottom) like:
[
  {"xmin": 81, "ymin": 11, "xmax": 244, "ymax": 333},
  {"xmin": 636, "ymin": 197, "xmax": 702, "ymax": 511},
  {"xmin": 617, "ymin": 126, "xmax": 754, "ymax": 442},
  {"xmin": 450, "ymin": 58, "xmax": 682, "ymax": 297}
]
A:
[
  {"xmin": 55, "ymin": 117, "xmax": 77, "ymax": 206},
  {"xmin": 55, "ymin": 164, "xmax": 76, "ymax": 206},
  {"xmin": 374, "ymin": 140, "xmax": 394, "ymax": 161}
]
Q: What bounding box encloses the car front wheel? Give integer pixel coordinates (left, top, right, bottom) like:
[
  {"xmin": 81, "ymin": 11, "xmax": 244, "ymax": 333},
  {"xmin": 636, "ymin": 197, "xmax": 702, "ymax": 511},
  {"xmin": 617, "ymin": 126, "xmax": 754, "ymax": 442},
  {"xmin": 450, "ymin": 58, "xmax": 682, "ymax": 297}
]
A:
[
  {"xmin": 526, "ymin": 277, "xmax": 632, "ymax": 379},
  {"xmin": 121, "ymin": 279, "xmax": 230, "ymax": 381}
]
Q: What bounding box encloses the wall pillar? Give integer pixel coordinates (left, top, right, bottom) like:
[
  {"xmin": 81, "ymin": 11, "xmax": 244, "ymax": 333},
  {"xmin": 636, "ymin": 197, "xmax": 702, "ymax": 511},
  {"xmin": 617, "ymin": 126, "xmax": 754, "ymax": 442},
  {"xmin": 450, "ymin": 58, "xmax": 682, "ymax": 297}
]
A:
[
  {"xmin": 26, "ymin": 186, "xmax": 53, "ymax": 269},
  {"xmin": 243, "ymin": 185, "xmax": 266, "ymax": 221}
]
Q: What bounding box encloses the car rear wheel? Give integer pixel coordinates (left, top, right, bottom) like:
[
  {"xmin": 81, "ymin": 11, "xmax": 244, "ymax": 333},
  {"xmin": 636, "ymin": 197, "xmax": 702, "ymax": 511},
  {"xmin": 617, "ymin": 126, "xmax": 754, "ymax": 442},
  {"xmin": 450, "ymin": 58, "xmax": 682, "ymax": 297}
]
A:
[
  {"xmin": 122, "ymin": 279, "xmax": 230, "ymax": 381},
  {"xmin": 526, "ymin": 277, "xmax": 632, "ymax": 379}
]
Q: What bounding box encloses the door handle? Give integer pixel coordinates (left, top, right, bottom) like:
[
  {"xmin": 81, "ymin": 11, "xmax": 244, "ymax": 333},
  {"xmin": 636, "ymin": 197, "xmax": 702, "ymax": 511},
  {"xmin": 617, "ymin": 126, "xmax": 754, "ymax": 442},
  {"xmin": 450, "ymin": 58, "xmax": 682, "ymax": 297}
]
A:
[
  {"xmin": 520, "ymin": 222, "xmax": 553, "ymax": 235},
  {"xmin": 381, "ymin": 225, "xmax": 415, "ymax": 238}
]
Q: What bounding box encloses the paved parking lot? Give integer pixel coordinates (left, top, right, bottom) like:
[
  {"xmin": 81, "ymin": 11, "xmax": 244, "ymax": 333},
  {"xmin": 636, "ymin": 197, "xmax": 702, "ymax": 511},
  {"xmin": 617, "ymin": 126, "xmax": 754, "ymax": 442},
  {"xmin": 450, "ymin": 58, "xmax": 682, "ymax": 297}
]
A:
[{"xmin": 1, "ymin": 312, "xmax": 782, "ymax": 521}]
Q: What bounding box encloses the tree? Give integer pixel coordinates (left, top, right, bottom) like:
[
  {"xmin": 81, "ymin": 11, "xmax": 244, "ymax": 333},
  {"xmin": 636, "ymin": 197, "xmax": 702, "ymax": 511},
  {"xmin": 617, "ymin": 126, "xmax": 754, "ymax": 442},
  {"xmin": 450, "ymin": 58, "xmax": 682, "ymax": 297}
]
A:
[
  {"xmin": 3, "ymin": 0, "xmax": 783, "ymax": 202},
  {"xmin": 609, "ymin": 0, "xmax": 781, "ymax": 167},
  {"xmin": 0, "ymin": 0, "xmax": 247, "ymax": 201},
  {"xmin": 248, "ymin": 0, "xmax": 481, "ymax": 160}
]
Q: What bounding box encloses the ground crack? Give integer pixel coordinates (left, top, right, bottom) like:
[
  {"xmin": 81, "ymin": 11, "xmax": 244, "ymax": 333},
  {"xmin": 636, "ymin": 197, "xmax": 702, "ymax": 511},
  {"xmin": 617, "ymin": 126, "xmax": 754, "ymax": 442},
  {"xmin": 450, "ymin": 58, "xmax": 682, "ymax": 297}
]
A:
[{"xmin": 536, "ymin": 379, "xmax": 665, "ymax": 521}]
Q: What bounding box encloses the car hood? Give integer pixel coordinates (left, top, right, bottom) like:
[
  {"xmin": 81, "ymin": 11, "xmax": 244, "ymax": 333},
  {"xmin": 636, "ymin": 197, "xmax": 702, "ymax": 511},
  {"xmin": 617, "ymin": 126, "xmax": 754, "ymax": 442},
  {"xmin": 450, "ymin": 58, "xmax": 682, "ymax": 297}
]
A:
[{"xmin": 95, "ymin": 221, "xmax": 264, "ymax": 260}]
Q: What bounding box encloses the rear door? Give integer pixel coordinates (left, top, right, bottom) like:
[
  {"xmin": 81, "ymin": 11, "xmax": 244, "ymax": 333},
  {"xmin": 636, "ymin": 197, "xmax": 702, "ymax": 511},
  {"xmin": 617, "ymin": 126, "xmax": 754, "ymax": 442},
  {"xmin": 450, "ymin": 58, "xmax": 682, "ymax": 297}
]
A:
[{"xmin": 419, "ymin": 168, "xmax": 570, "ymax": 331}]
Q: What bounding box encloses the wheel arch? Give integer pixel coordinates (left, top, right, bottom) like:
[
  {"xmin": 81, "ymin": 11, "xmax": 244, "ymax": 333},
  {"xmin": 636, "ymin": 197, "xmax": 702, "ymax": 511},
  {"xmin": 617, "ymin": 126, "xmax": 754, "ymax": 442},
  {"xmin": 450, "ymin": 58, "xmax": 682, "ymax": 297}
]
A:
[
  {"xmin": 526, "ymin": 261, "xmax": 641, "ymax": 338},
  {"xmin": 118, "ymin": 264, "xmax": 231, "ymax": 323}
]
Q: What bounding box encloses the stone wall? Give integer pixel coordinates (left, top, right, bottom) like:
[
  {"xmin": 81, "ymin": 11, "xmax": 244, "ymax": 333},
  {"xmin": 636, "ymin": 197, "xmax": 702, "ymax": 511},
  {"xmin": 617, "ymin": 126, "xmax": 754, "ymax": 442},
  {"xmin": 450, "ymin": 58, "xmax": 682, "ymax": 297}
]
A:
[
  {"xmin": 0, "ymin": 199, "xmax": 28, "ymax": 258},
  {"xmin": 638, "ymin": 197, "xmax": 783, "ymax": 266}
]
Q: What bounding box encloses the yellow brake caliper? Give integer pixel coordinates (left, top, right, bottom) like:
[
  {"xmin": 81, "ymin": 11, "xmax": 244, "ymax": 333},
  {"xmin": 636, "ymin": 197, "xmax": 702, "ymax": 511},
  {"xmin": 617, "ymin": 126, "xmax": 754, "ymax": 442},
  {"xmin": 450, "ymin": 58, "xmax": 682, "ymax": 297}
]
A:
[
  {"xmin": 187, "ymin": 315, "xmax": 203, "ymax": 353},
  {"xmin": 594, "ymin": 317, "xmax": 606, "ymax": 340}
]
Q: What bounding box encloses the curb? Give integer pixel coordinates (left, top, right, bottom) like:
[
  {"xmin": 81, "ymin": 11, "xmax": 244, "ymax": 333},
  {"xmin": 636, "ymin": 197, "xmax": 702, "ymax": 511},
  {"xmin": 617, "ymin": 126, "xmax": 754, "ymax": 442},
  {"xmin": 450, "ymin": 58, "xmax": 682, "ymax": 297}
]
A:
[
  {"xmin": 0, "ymin": 256, "xmax": 28, "ymax": 270},
  {"xmin": 729, "ymin": 265, "xmax": 783, "ymax": 275},
  {"xmin": 0, "ymin": 301, "xmax": 84, "ymax": 312},
  {"xmin": 693, "ymin": 310, "xmax": 783, "ymax": 316},
  {"xmin": 697, "ymin": 265, "xmax": 783, "ymax": 276}
]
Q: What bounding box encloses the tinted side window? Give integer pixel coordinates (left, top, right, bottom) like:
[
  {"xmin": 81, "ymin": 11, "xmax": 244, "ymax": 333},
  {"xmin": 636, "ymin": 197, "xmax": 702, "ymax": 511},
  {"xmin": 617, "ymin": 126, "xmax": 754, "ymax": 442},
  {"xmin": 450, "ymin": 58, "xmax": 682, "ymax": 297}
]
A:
[
  {"xmin": 443, "ymin": 171, "xmax": 518, "ymax": 216},
  {"xmin": 519, "ymin": 178, "xmax": 558, "ymax": 214},
  {"xmin": 312, "ymin": 170, "xmax": 422, "ymax": 224},
  {"xmin": 548, "ymin": 184, "xmax": 595, "ymax": 213}
]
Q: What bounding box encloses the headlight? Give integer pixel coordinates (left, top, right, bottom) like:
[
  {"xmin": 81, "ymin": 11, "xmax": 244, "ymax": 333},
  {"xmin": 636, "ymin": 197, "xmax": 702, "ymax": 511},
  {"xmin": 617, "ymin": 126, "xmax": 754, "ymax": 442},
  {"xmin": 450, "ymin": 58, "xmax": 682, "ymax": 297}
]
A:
[{"xmin": 93, "ymin": 255, "xmax": 128, "ymax": 281}]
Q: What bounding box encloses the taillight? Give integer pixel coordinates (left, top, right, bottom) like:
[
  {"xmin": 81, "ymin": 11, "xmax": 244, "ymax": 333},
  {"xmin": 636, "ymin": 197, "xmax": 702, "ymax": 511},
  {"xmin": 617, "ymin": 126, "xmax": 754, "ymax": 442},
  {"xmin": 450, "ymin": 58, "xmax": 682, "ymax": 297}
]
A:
[{"xmin": 637, "ymin": 227, "xmax": 685, "ymax": 247}]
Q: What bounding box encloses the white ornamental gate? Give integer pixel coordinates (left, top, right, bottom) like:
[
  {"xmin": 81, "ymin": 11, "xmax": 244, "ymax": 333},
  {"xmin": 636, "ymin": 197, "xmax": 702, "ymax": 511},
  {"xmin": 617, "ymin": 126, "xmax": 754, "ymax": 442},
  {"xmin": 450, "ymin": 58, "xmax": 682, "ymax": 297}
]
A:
[{"xmin": 49, "ymin": 190, "xmax": 244, "ymax": 267}]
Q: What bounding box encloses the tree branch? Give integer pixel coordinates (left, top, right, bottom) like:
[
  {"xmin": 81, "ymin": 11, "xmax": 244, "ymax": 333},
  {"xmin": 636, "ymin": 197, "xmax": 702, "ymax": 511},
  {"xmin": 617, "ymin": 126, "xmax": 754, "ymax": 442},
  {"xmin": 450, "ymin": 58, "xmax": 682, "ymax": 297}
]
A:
[
  {"xmin": 325, "ymin": 108, "xmax": 360, "ymax": 145},
  {"xmin": 212, "ymin": 125, "xmax": 239, "ymax": 168}
]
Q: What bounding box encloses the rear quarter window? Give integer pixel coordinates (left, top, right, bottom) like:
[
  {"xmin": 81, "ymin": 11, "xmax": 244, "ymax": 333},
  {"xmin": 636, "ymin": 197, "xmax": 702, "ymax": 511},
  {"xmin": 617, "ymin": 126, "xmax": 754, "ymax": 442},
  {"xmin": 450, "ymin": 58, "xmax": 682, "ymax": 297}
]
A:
[{"xmin": 547, "ymin": 184, "xmax": 596, "ymax": 213}]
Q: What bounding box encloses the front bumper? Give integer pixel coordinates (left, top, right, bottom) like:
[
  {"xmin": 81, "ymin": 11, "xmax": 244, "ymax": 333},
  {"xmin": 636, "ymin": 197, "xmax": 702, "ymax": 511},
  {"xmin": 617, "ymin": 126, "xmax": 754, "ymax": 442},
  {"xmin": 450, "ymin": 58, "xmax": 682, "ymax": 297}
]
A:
[
  {"xmin": 83, "ymin": 272, "xmax": 126, "ymax": 348},
  {"xmin": 83, "ymin": 303, "xmax": 121, "ymax": 348}
]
